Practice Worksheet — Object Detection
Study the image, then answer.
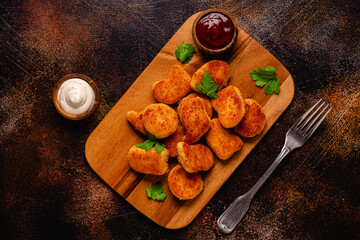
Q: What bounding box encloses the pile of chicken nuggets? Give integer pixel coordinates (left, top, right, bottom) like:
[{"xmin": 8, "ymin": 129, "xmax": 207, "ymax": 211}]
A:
[{"xmin": 127, "ymin": 60, "xmax": 266, "ymax": 200}]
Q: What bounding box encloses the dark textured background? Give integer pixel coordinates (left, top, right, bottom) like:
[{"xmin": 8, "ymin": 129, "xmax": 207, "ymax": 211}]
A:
[{"xmin": 1, "ymin": 0, "xmax": 359, "ymax": 239}]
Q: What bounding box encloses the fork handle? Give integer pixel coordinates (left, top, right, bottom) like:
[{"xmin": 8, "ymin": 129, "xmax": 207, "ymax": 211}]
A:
[
  {"xmin": 249, "ymin": 145, "xmax": 291, "ymax": 197},
  {"xmin": 217, "ymin": 145, "xmax": 291, "ymax": 234}
]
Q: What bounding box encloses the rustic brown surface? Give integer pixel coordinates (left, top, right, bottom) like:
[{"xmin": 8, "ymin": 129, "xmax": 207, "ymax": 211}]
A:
[
  {"xmin": 85, "ymin": 12, "xmax": 294, "ymax": 229},
  {"xmin": 1, "ymin": 0, "xmax": 359, "ymax": 239}
]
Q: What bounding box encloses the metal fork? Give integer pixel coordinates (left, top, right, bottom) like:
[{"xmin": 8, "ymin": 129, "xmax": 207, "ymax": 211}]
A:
[{"xmin": 217, "ymin": 99, "xmax": 331, "ymax": 234}]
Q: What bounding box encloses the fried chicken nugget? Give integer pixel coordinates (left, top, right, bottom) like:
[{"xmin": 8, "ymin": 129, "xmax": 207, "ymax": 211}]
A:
[
  {"xmin": 127, "ymin": 111, "xmax": 147, "ymax": 135},
  {"xmin": 233, "ymin": 99, "xmax": 266, "ymax": 137},
  {"xmin": 205, "ymin": 118, "xmax": 243, "ymax": 160},
  {"xmin": 168, "ymin": 165, "xmax": 203, "ymax": 200},
  {"xmin": 142, "ymin": 103, "xmax": 179, "ymax": 139},
  {"xmin": 190, "ymin": 60, "xmax": 231, "ymax": 93},
  {"xmin": 178, "ymin": 97, "xmax": 211, "ymax": 144},
  {"xmin": 152, "ymin": 65, "xmax": 192, "ymax": 104},
  {"xmin": 178, "ymin": 93, "xmax": 213, "ymax": 118},
  {"xmin": 177, "ymin": 142, "xmax": 214, "ymax": 173},
  {"xmin": 127, "ymin": 145, "xmax": 169, "ymax": 175},
  {"xmin": 211, "ymin": 86, "xmax": 246, "ymax": 128},
  {"xmin": 163, "ymin": 125, "xmax": 186, "ymax": 157}
]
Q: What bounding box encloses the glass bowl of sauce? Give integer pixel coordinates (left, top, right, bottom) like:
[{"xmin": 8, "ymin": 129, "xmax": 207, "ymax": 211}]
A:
[
  {"xmin": 53, "ymin": 73, "xmax": 99, "ymax": 120},
  {"xmin": 192, "ymin": 9, "xmax": 238, "ymax": 55}
]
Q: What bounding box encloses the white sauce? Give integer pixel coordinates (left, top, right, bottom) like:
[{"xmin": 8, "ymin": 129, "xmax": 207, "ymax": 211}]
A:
[{"xmin": 57, "ymin": 78, "xmax": 95, "ymax": 115}]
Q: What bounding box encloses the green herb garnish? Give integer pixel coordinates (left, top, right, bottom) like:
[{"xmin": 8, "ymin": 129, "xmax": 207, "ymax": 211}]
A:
[
  {"xmin": 136, "ymin": 134, "xmax": 166, "ymax": 154},
  {"xmin": 250, "ymin": 66, "xmax": 280, "ymax": 95},
  {"xmin": 196, "ymin": 71, "xmax": 221, "ymax": 98},
  {"xmin": 146, "ymin": 182, "xmax": 167, "ymax": 201},
  {"xmin": 175, "ymin": 43, "xmax": 196, "ymax": 63}
]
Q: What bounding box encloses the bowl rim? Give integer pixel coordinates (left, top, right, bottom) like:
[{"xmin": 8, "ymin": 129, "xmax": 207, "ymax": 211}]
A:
[
  {"xmin": 53, "ymin": 73, "xmax": 99, "ymax": 120},
  {"xmin": 192, "ymin": 8, "xmax": 238, "ymax": 55}
]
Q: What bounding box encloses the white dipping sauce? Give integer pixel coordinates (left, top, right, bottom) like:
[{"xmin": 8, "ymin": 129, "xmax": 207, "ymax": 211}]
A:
[{"xmin": 57, "ymin": 78, "xmax": 95, "ymax": 115}]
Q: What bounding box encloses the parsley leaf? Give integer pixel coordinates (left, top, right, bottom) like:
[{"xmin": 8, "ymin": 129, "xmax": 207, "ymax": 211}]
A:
[
  {"xmin": 250, "ymin": 66, "xmax": 280, "ymax": 95},
  {"xmin": 136, "ymin": 139, "xmax": 154, "ymax": 151},
  {"xmin": 196, "ymin": 71, "xmax": 221, "ymax": 98},
  {"xmin": 175, "ymin": 43, "xmax": 196, "ymax": 63},
  {"xmin": 146, "ymin": 182, "xmax": 167, "ymax": 201},
  {"xmin": 136, "ymin": 134, "xmax": 166, "ymax": 154},
  {"xmin": 154, "ymin": 143, "xmax": 165, "ymax": 154}
]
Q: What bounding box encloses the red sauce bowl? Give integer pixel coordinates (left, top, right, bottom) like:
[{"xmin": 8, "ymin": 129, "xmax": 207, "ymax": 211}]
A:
[{"xmin": 192, "ymin": 9, "xmax": 238, "ymax": 55}]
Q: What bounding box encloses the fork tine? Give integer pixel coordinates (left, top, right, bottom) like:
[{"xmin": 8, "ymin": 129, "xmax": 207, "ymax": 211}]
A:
[
  {"xmin": 303, "ymin": 103, "xmax": 329, "ymax": 134},
  {"xmin": 299, "ymin": 102, "xmax": 325, "ymax": 133},
  {"xmin": 292, "ymin": 99, "xmax": 322, "ymax": 129},
  {"xmin": 305, "ymin": 105, "xmax": 331, "ymax": 138}
]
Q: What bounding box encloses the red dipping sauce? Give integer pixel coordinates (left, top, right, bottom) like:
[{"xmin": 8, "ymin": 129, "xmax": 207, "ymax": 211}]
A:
[{"xmin": 196, "ymin": 12, "xmax": 235, "ymax": 50}]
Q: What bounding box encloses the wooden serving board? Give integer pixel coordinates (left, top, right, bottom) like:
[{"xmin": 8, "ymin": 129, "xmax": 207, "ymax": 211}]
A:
[{"xmin": 85, "ymin": 12, "xmax": 294, "ymax": 229}]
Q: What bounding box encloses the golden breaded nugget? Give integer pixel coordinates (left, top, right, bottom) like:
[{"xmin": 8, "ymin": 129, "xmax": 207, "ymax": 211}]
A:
[
  {"xmin": 178, "ymin": 93, "xmax": 213, "ymax": 118},
  {"xmin": 178, "ymin": 97, "xmax": 210, "ymax": 144},
  {"xmin": 152, "ymin": 65, "xmax": 192, "ymax": 104},
  {"xmin": 177, "ymin": 142, "xmax": 214, "ymax": 173},
  {"xmin": 142, "ymin": 103, "xmax": 179, "ymax": 139},
  {"xmin": 127, "ymin": 110, "xmax": 147, "ymax": 135},
  {"xmin": 233, "ymin": 99, "xmax": 266, "ymax": 137},
  {"xmin": 205, "ymin": 118, "xmax": 243, "ymax": 160},
  {"xmin": 211, "ymin": 86, "xmax": 245, "ymax": 128},
  {"xmin": 127, "ymin": 146, "xmax": 169, "ymax": 175},
  {"xmin": 163, "ymin": 125, "xmax": 186, "ymax": 157},
  {"xmin": 168, "ymin": 165, "xmax": 203, "ymax": 200},
  {"xmin": 190, "ymin": 60, "xmax": 231, "ymax": 93}
]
